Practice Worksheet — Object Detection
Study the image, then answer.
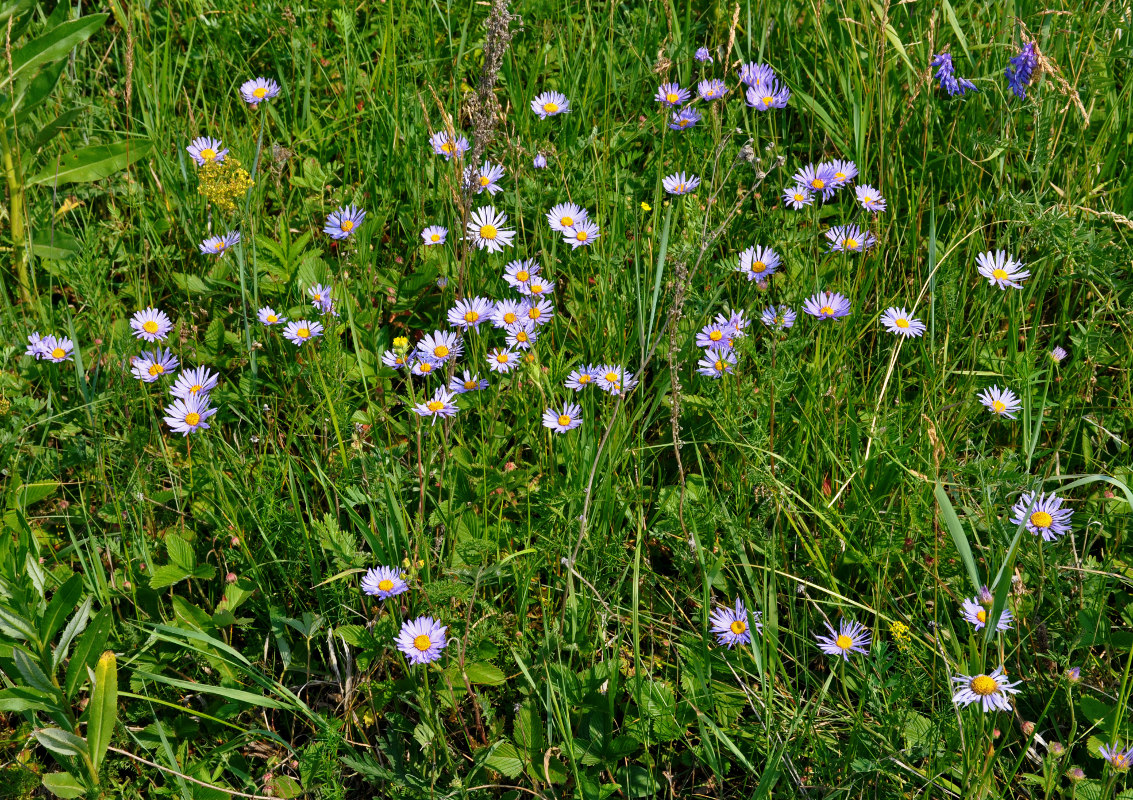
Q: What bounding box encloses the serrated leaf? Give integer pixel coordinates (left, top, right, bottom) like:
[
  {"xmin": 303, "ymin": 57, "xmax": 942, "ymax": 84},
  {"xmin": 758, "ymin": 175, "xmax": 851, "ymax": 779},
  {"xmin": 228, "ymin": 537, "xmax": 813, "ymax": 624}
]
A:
[
  {"xmin": 482, "ymin": 741, "xmax": 524, "ymax": 778},
  {"xmin": 10, "ymin": 481, "xmax": 58, "ymax": 509},
  {"xmin": 147, "ymin": 564, "xmax": 190, "ymax": 590},
  {"xmin": 164, "ymin": 533, "xmax": 195, "ymax": 571}
]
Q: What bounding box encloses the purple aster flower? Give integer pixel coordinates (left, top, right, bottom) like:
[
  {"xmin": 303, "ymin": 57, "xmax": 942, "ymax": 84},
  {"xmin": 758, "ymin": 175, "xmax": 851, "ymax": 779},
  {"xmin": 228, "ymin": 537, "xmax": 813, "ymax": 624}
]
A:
[
  {"xmin": 879, "ymin": 307, "xmax": 926, "ymax": 337},
  {"xmin": 517, "ymin": 274, "xmax": 554, "ymax": 298},
  {"xmin": 186, "ymin": 137, "xmax": 228, "ymax": 166},
  {"xmin": 737, "ymin": 246, "xmax": 780, "ymax": 281},
  {"xmin": 654, "ymin": 82, "xmax": 691, "ymax": 107},
  {"xmin": 745, "ymin": 80, "xmax": 790, "ymax": 110},
  {"xmin": 486, "ymin": 348, "xmax": 521, "ymax": 373},
  {"xmin": 199, "ymin": 231, "xmax": 241, "ymax": 256},
  {"xmin": 131, "ymin": 348, "xmax": 179, "ymax": 383},
  {"xmin": 258, "ymin": 306, "xmax": 285, "ymax": 325},
  {"xmin": 466, "ymin": 160, "xmax": 506, "ymax": 195},
  {"xmin": 546, "ymin": 203, "xmax": 588, "ymax": 233},
  {"xmin": 976, "ymin": 250, "xmax": 1030, "ymax": 290},
  {"xmin": 792, "ymin": 163, "xmax": 838, "ymax": 201},
  {"xmin": 696, "ymin": 321, "xmax": 731, "ymax": 350},
  {"xmin": 25, "ymin": 332, "xmax": 46, "ymax": 359},
  {"xmin": 491, "ymin": 298, "xmax": 525, "ymax": 329},
  {"xmin": 447, "ymin": 297, "xmax": 495, "ymax": 330},
  {"xmin": 564, "ymin": 366, "xmax": 598, "ymax": 391},
  {"xmin": 170, "ymin": 366, "xmax": 219, "ymax": 400},
  {"xmin": 1005, "ymin": 42, "xmax": 1038, "ymax": 99},
  {"xmin": 411, "ymin": 357, "xmax": 440, "ymax": 378},
  {"xmin": 595, "ymin": 365, "xmax": 638, "ymax": 395},
  {"xmin": 815, "ymin": 618, "xmax": 871, "ymax": 661},
  {"xmin": 1100, "ymin": 743, "xmax": 1133, "ymax": 772},
  {"xmin": 697, "ymin": 348, "xmax": 737, "ymax": 378},
  {"xmin": 563, "ymin": 220, "xmax": 599, "ymax": 248},
  {"xmin": 395, "ymin": 616, "xmax": 448, "ymax": 665},
  {"xmin": 533, "ymin": 153, "xmax": 547, "ymax": 169},
  {"xmin": 960, "ymin": 596, "xmax": 1013, "ymax": 632},
  {"xmin": 1050, "ymin": 346, "xmax": 1068, "ymax": 363},
  {"xmin": 130, "ymin": 308, "xmax": 173, "ymax": 342},
  {"xmin": 668, "ymin": 107, "xmax": 701, "ymax": 131},
  {"xmin": 663, "ymin": 172, "xmax": 700, "ymax": 195},
  {"xmin": 855, "ymin": 184, "xmax": 887, "ymax": 212},
  {"xmin": 240, "ymin": 77, "xmax": 280, "ymax": 106},
  {"xmin": 542, "ymin": 402, "xmax": 583, "ymax": 433},
  {"xmin": 737, "ymin": 62, "xmax": 776, "ymax": 88},
  {"xmin": 521, "ymin": 298, "xmax": 554, "ymax": 326},
  {"xmin": 361, "ymin": 566, "xmax": 409, "ymax": 600},
  {"xmin": 505, "ymin": 322, "xmax": 539, "ymax": 350},
  {"xmin": 694, "ymin": 47, "xmax": 713, "ymax": 63},
  {"xmin": 802, "ymin": 291, "xmax": 852, "ymax": 320},
  {"xmin": 39, "ymin": 335, "xmax": 73, "ymax": 363},
  {"xmin": 308, "ymin": 284, "xmax": 335, "ymax": 315},
  {"xmin": 824, "ymin": 224, "xmax": 877, "ymax": 253},
  {"xmin": 698, "ymin": 79, "xmax": 729, "ymax": 101},
  {"xmin": 709, "ymin": 598, "xmax": 760, "ymax": 647},
  {"xmin": 429, "ymin": 131, "xmax": 470, "ymax": 160},
  {"xmin": 951, "ymin": 666, "xmax": 1021, "ymax": 712},
  {"xmin": 449, "ymin": 370, "xmax": 488, "ymax": 394},
  {"xmin": 1010, "ymin": 491, "xmax": 1072, "ymax": 541},
  {"xmin": 531, "ymin": 91, "xmax": 569, "ymax": 119},
  {"xmin": 421, "ymin": 225, "xmax": 448, "ymax": 246},
  {"xmin": 417, "ymin": 330, "xmax": 462, "ymax": 363},
  {"xmin": 163, "ymin": 393, "xmax": 217, "ymax": 436},
  {"xmin": 324, "ymin": 205, "xmax": 365, "ymax": 240},
  {"xmin": 826, "ymin": 159, "xmax": 859, "ymax": 186},
  {"xmin": 283, "ymin": 320, "xmax": 324, "ymax": 347},
  {"xmin": 782, "ymin": 185, "xmax": 814, "ymax": 210},
  {"xmin": 412, "ymin": 388, "xmax": 459, "ymax": 424},
  {"xmin": 381, "ymin": 350, "xmax": 410, "ymax": 370},
  {"xmin": 977, "ymin": 385, "xmax": 1022, "ymax": 419},
  {"xmin": 761, "ymin": 305, "xmax": 796, "ymax": 330},
  {"xmin": 466, "ymin": 206, "xmax": 516, "ymax": 253}
]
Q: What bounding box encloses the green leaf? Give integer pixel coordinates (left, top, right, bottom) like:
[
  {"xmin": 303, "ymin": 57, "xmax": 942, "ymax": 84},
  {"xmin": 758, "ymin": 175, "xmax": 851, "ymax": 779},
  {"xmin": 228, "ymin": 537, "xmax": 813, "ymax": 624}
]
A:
[
  {"xmin": 148, "ymin": 564, "xmax": 190, "ymax": 590},
  {"xmin": 27, "ymin": 139, "xmax": 152, "ymax": 187},
  {"xmin": 34, "ymin": 728, "xmax": 89, "ymax": 759},
  {"xmin": 455, "ymin": 662, "xmax": 507, "ymax": 686},
  {"xmin": 269, "ymin": 775, "xmax": 302, "ymax": 799},
  {"xmin": 616, "ymin": 765, "xmax": 659, "ymax": 798},
  {"xmin": 87, "ymin": 651, "xmax": 116, "ymax": 772},
  {"xmin": 38, "ymin": 574, "xmax": 83, "ymax": 645},
  {"xmin": 4, "ymin": 15, "xmax": 107, "ymax": 90},
  {"xmin": 132, "ymin": 670, "xmax": 287, "ymax": 710},
  {"xmin": 32, "ymin": 107, "xmax": 83, "ymax": 151},
  {"xmin": 941, "ymin": 0, "xmax": 972, "ymax": 63},
  {"xmin": 13, "ymin": 57, "xmax": 65, "ymax": 120},
  {"xmin": 52, "ymin": 596, "xmax": 92, "ymax": 671},
  {"xmin": 12, "ymin": 646, "xmax": 54, "ymax": 694},
  {"xmin": 171, "ymin": 272, "xmax": 210, "ymax": 295},
  {"xmin": 0, "ymin": 603, "xmax": 37, "ymax": 642},
  {"xmin": 0, "ymin": 685, "xmax": 56, "ymax": 713},
  {"xmin": 935, "ymin": 483, "xmax": 982, "ymax": 593},
  {"xmin": 64, "ymin": 609, "xmax": 111, "ymax": 698},
  {"xmin": 164, "ymin": 534, "xmax": 195, "ymax": 571},
  {"xmin": 0, "ymin": 0, "xmax": 34, "ymax": 27},
  {"xmin": 31, "ymin": 229, "xmax": 81, "ymax": 261},
  {"xmin": 482, "ymin": 741, "xmax": 524, "ymax": 778},
  {"xmin": 9, "ymin": 481, "xmax": 58, "ymax": 510},
  {"xmin": 41, "ymin": 772, "xmax": 87, "ymax": 799}
]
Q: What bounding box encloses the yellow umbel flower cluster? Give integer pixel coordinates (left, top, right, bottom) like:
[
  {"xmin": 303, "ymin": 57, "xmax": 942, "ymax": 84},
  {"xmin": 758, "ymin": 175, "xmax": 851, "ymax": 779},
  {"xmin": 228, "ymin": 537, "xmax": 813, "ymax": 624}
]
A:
[
  {"xmin": 197, "ymin": 157, "xmax": 253, "ymax": 213},
  {"xmin": 890, "ymin": 621, "xmax": 911, "ymax": 652}
]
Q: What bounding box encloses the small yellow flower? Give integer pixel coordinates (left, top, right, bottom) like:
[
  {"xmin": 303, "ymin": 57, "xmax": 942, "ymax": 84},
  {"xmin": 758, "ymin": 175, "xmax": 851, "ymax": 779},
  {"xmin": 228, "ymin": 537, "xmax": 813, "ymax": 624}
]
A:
[
  {"xmin": 197, "ymin": 157, "xmax": 254, "ymax": 213},
  {"xmin": 393, "ymin": 336, "xmax": 409, "ymax": 353},
  {"xmin": 890, "ymin": 621, "xmax": 910, "ymax": 652},
  {"xmin": 640, "ymin": 201, "xmax": 652, "ymax": 211}
]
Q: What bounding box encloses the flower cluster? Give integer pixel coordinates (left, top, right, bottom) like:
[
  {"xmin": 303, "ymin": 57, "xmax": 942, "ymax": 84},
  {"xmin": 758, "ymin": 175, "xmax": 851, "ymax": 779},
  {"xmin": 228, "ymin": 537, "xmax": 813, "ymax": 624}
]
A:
[{"xmin": 24, "ymin": 332, "xmax": 73, "ymax": 363}]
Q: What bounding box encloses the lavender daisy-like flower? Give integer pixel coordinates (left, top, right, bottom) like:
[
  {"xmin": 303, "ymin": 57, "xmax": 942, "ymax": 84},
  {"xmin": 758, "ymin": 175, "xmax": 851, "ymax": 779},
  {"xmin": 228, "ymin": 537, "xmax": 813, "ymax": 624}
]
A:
[
  {"xmin": 411, "ymin": 358, "xmax": 440, "ymax": 378},
  {"xmin": 698, "ymin": 79, "xmax": 729, "ymax": 101},
  {"xmin": 931, "ymin": 53, "xmax": 978, "ymax": 96},
  {"xmin": 546, "ymin": 203, "xmax": 588, "ymax": 233},
  {"xmin": 697, "ymin": 348, "xmax": 737, "ymax": 378},
  {"xmin": 421, "ymin": 225, "xmax": 448, "ymax": 246},
  {"xmin": 324, "ymin": 205, "xmax": 365, "ymax": 240},
  {"xmin": 506, "ymin": 323, "xmax": 538, "ymax": 350},
  {"xmin": 449, "ymin": 370, "xmax": 488, "ymax": 394},
  {"xmin": 654, "ymin": 82, "xmax": 691, "ymax": 107},
  {"xmin": 595, "ymin": 365, "xmax": 637, "ymax": 395},
  {"xmin": 283, "ymin": 320, "xmax": 324, "ymax": 347},
  {"xmin": 563, "ymin": 220, "xmax": 599, "ymax": 249},
  {"xmin": 467, "ymin": 206, "xmax": 516, "ymax": 253},
  {"xmin": 24, "ymin": 332, "xmax": 46, "ymax": 359},
  {"xmin": 737, "ymin": 62, "xmax": 776, "ymax": 88},
  {"xmin": 361, "ymin": 566, "xmax": 409, "ymax": 600},
  {"xmin": 663, "ymin": 172, "xmax": 700, "ymax": 195},
  {"xmin": 163, "ymin": 394, "xmax": 217, "ymax": 436},
  {"xmin": 668, "ymin": 107, "xmax": 701, "ymax": 131},
  {"xmin": 951, "ymin": 666, "xmax": 1021, "ymax": 712},
  {"xmin": 976, "ymin": 250, "xmax": 1030, "ymax": 290},
  {"xmin": 412, "ymin": 388, "xmax": 459, "ymax": 424},
  {"xmin": 486, "ymin": 348, "xmax": 521, "ymax": 373},
  {"xmin": 542, "ymin": 402, "xmax": 583, "ymax": 433},
  {"xmin": 710, "ymin": 598, "xmax": 760, "ymax": 648},
  {"xmin": 1005, "ymin": 42, "xmax": 1038, "ymax": 99},
  {"xmin": 199, "ymin": 231, "xmax": 241, "ymax": 256},
  {"xmin": 308, "ymin": 284, "xmax": 335, "ymax": 315},
  {"xmin": 130, "ymin": 308, "xmax": 173, "ymax": 342},
  {"xmin": 396, "ymin": 615, "xmax": 448, "ymax": 665},
  {"xmin": 132, "ymin": 348, "xmax": 179, "ymax": 382},
  {"xmin": 517, "ymin": 274, "xmax": 554, "ymax": 298},
  {"xmin": 1099, "ymin": 743, "xmax": 1133, "ymax": 772},
  {"xmin": 1010, "ymin": 491, "xmax": 1072, "ymax": 541},
  {"xmin": 429, "ymin": 131, "xmax": 470, "ymax": 160},
  {"xmin": 694, "ymin": 47, "xmax": 713, "ymax": 63},
  {"xmin": 827, "ymin": 159, "xmax": 859, "ymax": 187},
  {"xmin": 170, "ymin": 366, "xmax": 219, "ymax": 400},
  {"xmin": 447, "ymin": 297, "xmax": 494, "ymax": 330},
  {"xmin": 745, "ymin": 80, "xmax": 790, "ymax": 110},
  {"xmin": 879, "ymin": 307, "xmax": 926, "ymax": 338},
  {"xmin": 855, "ymin": 184, "xmax": 887, "ymax": 212},
  {"xmin": 802, "ymin": 291, "xmax": 852, "ymax": 320},
  {"xmin": 792, "ymin": 163, "xmax": 838, "ymax": 201},
  {"xmin": 737, "ymin": 246, "xmax": 780, "ymax": 281},
  {"xmin": 696, "ymin": 322, "xmax": 730, "ymax": 350},
  {"xmin": 503, "ymin": 259, "xmax": 540, "ymax": 291},
  {"xmin": 978, "ymin": 386, "xmax": 1022, "ymax": 419},
  {"xmin": 417, "ymin": 330, "xmax": 462, "ymax": 363},
  {"xmin": 960, "ymin": 596, "xmax": 1013, "ymax": 632},
  {"xmin": 782, "ymin": 185, "xmax": 814, "ymax": 210},
  {"xmin": 186, "ymin": 137, "xmax": 228, "ymax": 166},
  {"xmin": 522, "ymin": 298, "xmax": 554, "ymax": 326},
  {"xmin": 1050, "ymin": 346, "xmax": 1068, "ymax": 363},
  {"xmin": 466, "ymin": 161, "xmax": 506, "ymax": 195},
  {"xmin": 258, "ymin": 306, "xmax": 285, "ymax": 325},
  {"xmin": 815, "ymin": 618, "xmax": 871, "ymax": 661},
  {"xmin": 491, "ymin": 299, "xmax": 524, "ymax": 329},
  {"xmin": 39, "ymin": 335, "xmax": 73, "ymax": 363},
  {"xmin": 381, "ymin": 350, "xmax": 409, "ymax": 370},
  {"xmin": 564, "ymin": 366, "xmax": 598, "ymax": 391},
  {"xmin": 533, "ymin": 153, "xmax": 547, "ymax": 169},
  {"xmin": 824, "ymin": 224, "xmax": 877, "ymax": 253},
  {"xmin": 240, "ymin": 77, "xmax": 280, "ymax": 106},
  {"xmin": 531, "ymin": 91, "xmax": 569, "ymax": 119},
  {"xmin": 761, "ymin": 305, "xmax": 797, "ymax": 330}
]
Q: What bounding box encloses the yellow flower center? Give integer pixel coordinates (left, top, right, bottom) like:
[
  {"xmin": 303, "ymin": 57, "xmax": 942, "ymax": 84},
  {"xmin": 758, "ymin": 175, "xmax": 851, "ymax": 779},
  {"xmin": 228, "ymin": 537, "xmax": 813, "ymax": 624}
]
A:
[
  {"xmin": 266, "ymin": 314, "xmax": 277, "ymax": 323},
  {"xmin": 679, "ymin": 119, "xmax": 690, "ymax": 127},
  {"xmin": 214, "ymin": 241, "xmax": 225, "ymax": 251},
  {"xmin": 528, "ymin": 308, "xmax": 541, "ymax": 320},
  {"xmin": 752, "ymin": 261, "xmax": 766, "ymax": 273},
  {"xmin": 419, "ymin": 363, "xmax": 433, "ymax": 373},
  {"xmin": 434, "ymin": 345, "xmax": 449, "ymax": 358},
  {"xmin": 530, "ymin": 284, "xmax": 544, "ymax": 294},
  {"xmin": 557, "ymin": 414, "xmax": 571, "ymax": 426},
  {"xmin": 143, "ymin": 320, "xmax": 159, "ymax": 334},
  {"xmin": 426, "ymin": 400, "xmax": 444, "ymax": 412},
  {"xmin": 313, "ymin": 294, "xmax": 322, "ymax": 302},
  {"xmin": 543, "ymin": 102, "xmax": 559, "ymax": 113},
  {"xmin": 51, "ymin": 348, "xmax": 65, "ymax": 359},
  {"xmin": 341, "ymin": 219, "xmax": 356, "ymax": 233},
  {"xmin": 835, "ymin": 172, "xmax": 847, "ymax": 181},
  {"xmin": 730, "ymin": 620, "xmax": 746, "ymax": 635},
  {"xmin": 464, "ymin": 381, "xmax": 477, "ymax": 390},
  {"xmin": 896, "ymin": 318, "xmax": 909, "ymax": 328},
  {"xmin": 253, "ymin": 87, "xmax": 267, "ymax": 99},
  {"xmin": 666, "ymin": 92, "xmax": 679, "ymax": 103},
  {"xmin": 820, "ymin": 306, "xmax": 834, "ymax": 315},
  {"xmin": 480, "ymin": 224, "xmax": 498, "ymax": 240},
  {"xmin": 297, "ymin": 327, "xmax": 310, "ymax": 338},
  {"xmin": 559, "ymin": 217, "xmax": 573, "ymax": 227},
  {"xmin": 190, "ymin": 384, "xmax": 202, "ymax": 394},
  {"xmin": 413, "ymin": 634, "xmax": 433, "ymax": 651},
  {"xmin": 844, "ymin": 238, "xmax": 859, "ymax": 249},
  {"xmin": 811, "ymin": 178, "xmax": 825, "ymax": 189},
  {"xmin": 991, "ymin": 400, "xmax": 1006, "ymax": 413},
  {"xmin": 675, "ymin": 184, "xmax": 685, "ymax": 193},
  {"xmin": 430, "ymin": 234, "xmax": 440, "ymax": 242},
  {"xmin": 503, "ymin": 312, "xmax": 517, "ymax": 324},
  {"xmin": 378, "ymin": 579, "xmax": 394, "ymax": 592},
  {"xmin": 579, "ymin": 375, "xmax": 591, "ymax": 383},
  {"xmin": 970, "ymin": 675, "xmax": 998, "ymax": 696},
  {"xmin": 496, "ymin": 354, "xmax": 508, "ymax": 363},
  {"xmin": 605, "ymin": 372, "xmax": 618, "ymax": 382},
  {"xmin": 516, "ymin": 270, "xmax": 530, "ymax": 282},
  {"xmin": 862, "ymin": 196, "xmax": 872, "ymax": 203},
  {"xmin": 992, "ymin": 268, "xmax": 1009, "ymax": 280},
  {"xmin": 464, "ymin": 311, "xmax": 479, "ymax": 323},
  {"xmin": 200, "ymin": 148, "xmax": 216, "ymax": 160},
  {"xmin": 184, "ymin": 412, "xmax": 201, "ymax": 426},
  {"xmin": 709, "ymin": 331, "xmax": 722, "ymax": 341},
  {"xmin": 835, "ymin": 634, "xmax": 853, "ymax": 650},
  {"xmin": 1030, "ymin": 511, "xmax": 1053, "ymax": 528},
  {"xmin": 976, "ymin": 610, "xmax": 987, "ymax": 623},
  {"xmin": 714, "ymin": 360, "xmax": 724, "ymax": 372},
  {"xmin": 524, "ymin": 353, "xmax": 535, "ymax": 363},
  {"xmin": 762, "ymin": 95, "xmax": 773, "ymax": 105},
  {"xmin": 441, "ymin": 141, "xmax": 454, "ymax": 153},
  {"xmin": 148, "ymin": 364, "xmax": 164, "ymax": 376}
]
